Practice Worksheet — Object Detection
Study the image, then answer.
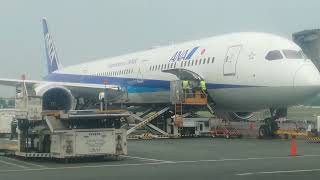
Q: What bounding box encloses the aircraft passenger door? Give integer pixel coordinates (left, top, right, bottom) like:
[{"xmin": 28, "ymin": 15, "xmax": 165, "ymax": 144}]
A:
[
  {"xmin": 136, "ymin": 59, "xmax": 149, "ymax": 83},
  {"xmin": 223, "ymin": 45, "xmax": 242, "ymax": 76}
]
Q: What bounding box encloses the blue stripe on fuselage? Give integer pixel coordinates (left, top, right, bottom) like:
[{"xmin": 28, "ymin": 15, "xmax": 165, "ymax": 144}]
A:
[
  {"xmin": 45, "ymin": 73, "xmax": 258, "ymax": 93},
  {"xmin": 185, "ymin": 47, "xmax": 199, "ymax": 60}
]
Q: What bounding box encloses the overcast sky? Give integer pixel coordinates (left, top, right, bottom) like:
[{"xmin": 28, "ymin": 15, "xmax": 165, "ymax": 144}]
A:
[{"xmin": 0, "ymin": 0, "xmax": 319, "ymax": 96}]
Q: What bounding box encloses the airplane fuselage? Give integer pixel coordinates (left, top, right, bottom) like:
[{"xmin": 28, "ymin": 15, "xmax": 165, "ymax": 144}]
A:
[{"xmin": 46, "ymin": 32, "xmax": 320, "ymax": 112}]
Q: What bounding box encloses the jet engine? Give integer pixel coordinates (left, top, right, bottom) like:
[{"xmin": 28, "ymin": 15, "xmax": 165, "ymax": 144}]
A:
[{"xmin": 35, "ymin": 84, "xmax": 76, "ymax": 111}]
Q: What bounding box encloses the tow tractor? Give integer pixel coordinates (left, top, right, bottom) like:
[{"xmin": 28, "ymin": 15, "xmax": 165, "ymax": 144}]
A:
[{"xmin": 8, "ymin": 81, "xmax": 128, "ymax": 161}]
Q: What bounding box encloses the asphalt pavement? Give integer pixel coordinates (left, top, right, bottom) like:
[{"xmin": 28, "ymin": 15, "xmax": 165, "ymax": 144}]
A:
[{"xmin": 1, "ymin": 138, "xmax": 320, "ymax": 180}]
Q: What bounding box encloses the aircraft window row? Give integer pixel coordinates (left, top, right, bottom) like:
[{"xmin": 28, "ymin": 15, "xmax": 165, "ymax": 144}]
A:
[
  {"xmin": 149, "ymin": 62, "xmax": 177, "ymax": 71},
  {"xmin": 265, "ymin": 50, "xmax": 305, "ymax": 60},
  {"xmin": 149, "ymin": 57, "xmax": 215, "ymax": 72},
  {"xmin": 180, "ymin": 57, "xmax": 215, "ymax": 67},
  {"xmin": 95, "ymin": 68, "xmax": 133, "ymax": 77}
]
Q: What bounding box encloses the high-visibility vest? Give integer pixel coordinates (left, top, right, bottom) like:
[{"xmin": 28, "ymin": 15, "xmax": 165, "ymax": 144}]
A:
[
  {"xmin": 200, "ymin": 80, "xmax": 206, "ymax": 91},
  {"xmin": 182, "ymin": 80, "xmax": 189, "ymax": 89}
]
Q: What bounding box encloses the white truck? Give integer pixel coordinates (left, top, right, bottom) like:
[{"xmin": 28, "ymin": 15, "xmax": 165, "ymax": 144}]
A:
[{"xmin": 13, "ymin": 82, "xmax": 128, "ymax": 160}]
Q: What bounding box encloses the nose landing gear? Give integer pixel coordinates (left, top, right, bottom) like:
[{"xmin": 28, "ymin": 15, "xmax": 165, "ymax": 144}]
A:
[
  {"xmin": 259, "ymin": 117, "xmax": 279, "ymax": 138},
  {"xmin": 258, "ymin": 108, "xmax": 287, "ymax": 138}
]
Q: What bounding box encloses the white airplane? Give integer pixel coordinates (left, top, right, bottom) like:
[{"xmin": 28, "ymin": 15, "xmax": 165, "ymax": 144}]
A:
[{"xmin": 1, "ymin": 19, "xmax": 320, "ymax": 137}]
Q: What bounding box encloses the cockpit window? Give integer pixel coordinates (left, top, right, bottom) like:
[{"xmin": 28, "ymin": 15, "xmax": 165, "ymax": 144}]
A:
[
  {"xmin": 282, "ymin": 49, "xmax": 304, "ymax": 59},
  {"xmin": 265, "ymin": 50, "xmax": 283, "ymax": 60}
]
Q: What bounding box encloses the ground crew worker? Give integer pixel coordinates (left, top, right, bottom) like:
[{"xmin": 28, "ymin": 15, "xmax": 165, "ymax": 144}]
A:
[
  {"xmin": 182, "ymin": 80, "xmax": 190, "ymax": 96},
  {"xmin": 182, "ymin": 80, "xmax": 190, "ymax": 90},
  {"xmin": 200, "ymin": 80, "xmax": 207, "ymax": 92}
]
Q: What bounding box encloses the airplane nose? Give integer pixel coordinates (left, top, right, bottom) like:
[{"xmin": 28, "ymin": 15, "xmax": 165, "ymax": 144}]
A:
[{"xmin": 294, "ymin": 64, "xmax": 320, "ymax": 88}]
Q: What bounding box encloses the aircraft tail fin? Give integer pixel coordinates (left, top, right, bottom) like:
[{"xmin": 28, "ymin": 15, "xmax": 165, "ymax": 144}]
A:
[{"xmin": 42, "ymin": 18, "xmax": 61, "ymax": 74}]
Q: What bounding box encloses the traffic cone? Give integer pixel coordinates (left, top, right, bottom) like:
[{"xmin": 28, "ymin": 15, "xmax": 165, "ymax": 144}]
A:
[{"xmin": 291, "ymin": 137, "xmax": 297, "ymax": 157}]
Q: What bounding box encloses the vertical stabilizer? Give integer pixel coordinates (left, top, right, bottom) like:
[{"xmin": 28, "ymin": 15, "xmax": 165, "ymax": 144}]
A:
[{"xmin": 42, "ymin": 18, "xmax": 61, "ymax": 73}]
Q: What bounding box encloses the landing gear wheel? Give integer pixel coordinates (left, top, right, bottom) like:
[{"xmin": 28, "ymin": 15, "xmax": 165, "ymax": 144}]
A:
[{"xmin": 259, "ymin": 125, "xmax": 269, "ymax": 138}]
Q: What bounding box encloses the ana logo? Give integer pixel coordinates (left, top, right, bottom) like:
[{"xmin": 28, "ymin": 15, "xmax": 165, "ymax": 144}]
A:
[
  {"xmin": 169, "ymin": 46, "xmax": 199, "ymax": 62},
  {"xmin": 45, "ymin": 33, "xmax": 58, "ymax": 65}
]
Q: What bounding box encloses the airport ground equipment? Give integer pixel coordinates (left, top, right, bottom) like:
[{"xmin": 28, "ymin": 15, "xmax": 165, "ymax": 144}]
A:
[
  {"xmin": 275, "ymin": 130, "xmax": 307, "ymax": 139},
  {"xmin": 0, "ymin": 109, "xmax": 16, "ymax": 137},
  {"xmin": 125, "ymin": 80, "xmax": 212, "ymax": 138},
  {"xmin": 318, "ymin": 116, "xmax": 320, "ymax": 136},
  {"xmin": 210, "ymin": 119, "xmax": 241, "ymax": 139},
  {"xmin": 126, "ymin": 107, "xmax": 170, "ymax": 136},
  {"xmin": 12, "ymin": 82, "xmax": 128, "ymax": 160},
  {"xmin": 169, "ymin": 80, "xmax": 212, "ymax": 136},
  {"xmin": 306, "ymin": 136, "xmax": 320, "ymax": 143}
]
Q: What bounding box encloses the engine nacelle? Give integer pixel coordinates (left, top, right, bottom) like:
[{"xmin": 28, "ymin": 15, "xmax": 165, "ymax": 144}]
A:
[
  {"xmin": 34, "ymin": 84, "xmax": 76, "ymax": 111},
  {"xmin": 216, "ymin": 112, "xmax": 254, "ymax": 121}
]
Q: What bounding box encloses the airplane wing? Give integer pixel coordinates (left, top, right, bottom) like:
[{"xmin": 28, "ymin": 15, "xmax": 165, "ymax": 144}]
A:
[
  {"xmin": 0, "ymin": 78, "xmax": 119, "ymax": 90},
  {"xmin": 0, "ymin": 78, "xmax": 40, "ymax": 87}
]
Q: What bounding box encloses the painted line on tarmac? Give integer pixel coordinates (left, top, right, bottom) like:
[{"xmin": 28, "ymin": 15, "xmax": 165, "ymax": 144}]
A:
[
  {"xmin": 174, "ymin": 154, "xmax": 320, "ymax": 163},
  {"xmin": 1, "ymin": 154, "xmax": 320, "ymax": 173},
  {"xmin": 0, "ymin": 159, "xmax": 28, "ymax": 169},
  {"xmin": 237, "ymin": 168, "xmax": 320, "ymax": 176},
  {"xmin": 0, "ymin": 161, "xmax": 169, "ymax": 173},
  {"xmin": 120, "ymin": 155, "xmax": 172, "ymax": 163},
  {"xmin": 1, "ymin": 157, "xmax": 46, "ymax": 168}
]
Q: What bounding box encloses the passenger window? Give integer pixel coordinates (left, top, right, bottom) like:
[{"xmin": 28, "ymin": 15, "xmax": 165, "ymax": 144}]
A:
[
  {"xmin": 211, "ymin": 57, "xmax": 215, "ymax": 63},
  {"xmin": 188, "ymin": 61, "xmax": 191, "ymax": 66},
  {"xmin": 203, "ymin": 58, "xmax": 206, "ymax": 64},
  {"xmin": 195, "ymin": 59, "xmax": 198, "ymax": 65},
  {"xmin": 199, "ymin": 59, "xmax": 202, "ymax": 64},
  {"xmin": 191, "ymin": 60, "xmax": 194, "ymax": 66},
  {"xmin": 265, "ymin": 50, "xmax": 283, "ymax": 60},
  {"xmin": 207, "ymin": 58, "xmax": 210, "ymax": 64},
  {"xmin": 174, "ymin": 62, "xmax": 177, "ymax": 68},
  {"xmin": 180, "ymin": 61, "xmax": 183, "ymax": 67}
]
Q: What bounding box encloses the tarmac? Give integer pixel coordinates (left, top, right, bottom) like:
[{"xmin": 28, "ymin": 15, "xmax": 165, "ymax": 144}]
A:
[{"xmin": 1, "ymin": 138, "xmax": 320, "ymax": 180}]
